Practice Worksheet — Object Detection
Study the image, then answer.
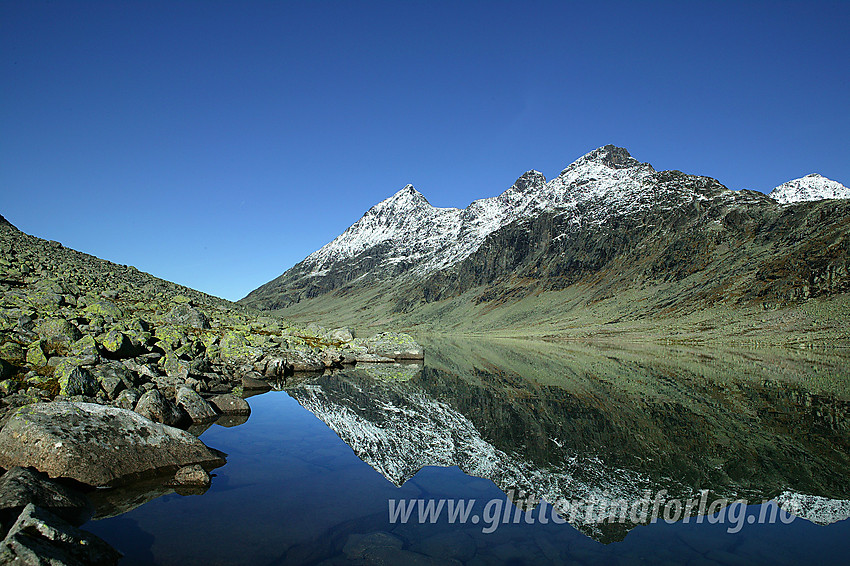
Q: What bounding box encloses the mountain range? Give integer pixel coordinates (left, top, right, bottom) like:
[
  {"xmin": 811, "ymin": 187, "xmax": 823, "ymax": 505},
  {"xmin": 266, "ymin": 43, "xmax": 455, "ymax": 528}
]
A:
[{"xmin": 240, "ymin": 146, "xmax": 850, "ymax": 343}]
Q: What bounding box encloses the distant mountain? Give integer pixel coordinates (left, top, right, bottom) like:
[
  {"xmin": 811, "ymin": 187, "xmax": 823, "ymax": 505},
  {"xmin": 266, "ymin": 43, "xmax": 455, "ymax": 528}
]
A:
[
  {"xmin": 241, "ymin": 146, "xmax": 850, "ymax": 341},
  {"xmin": 769, "ymin": 173, "xmax": 850, "ymax": 204}
]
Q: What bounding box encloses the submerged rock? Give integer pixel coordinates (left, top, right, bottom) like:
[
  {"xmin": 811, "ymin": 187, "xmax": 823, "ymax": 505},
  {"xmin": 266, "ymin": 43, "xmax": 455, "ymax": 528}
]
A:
[
  {"xmin": 0, "ymin": 402, "xmax": 225, "ymax": 487},
  {"xmin": 171, "ymin": 464, "xmax": 210, "ymax": 488}
]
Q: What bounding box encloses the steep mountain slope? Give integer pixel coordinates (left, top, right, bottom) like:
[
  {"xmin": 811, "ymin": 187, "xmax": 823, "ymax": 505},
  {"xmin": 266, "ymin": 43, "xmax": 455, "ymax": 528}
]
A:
[{"xmin": 242, "ymin": 146, "xmax": 850, "ymax": 342}]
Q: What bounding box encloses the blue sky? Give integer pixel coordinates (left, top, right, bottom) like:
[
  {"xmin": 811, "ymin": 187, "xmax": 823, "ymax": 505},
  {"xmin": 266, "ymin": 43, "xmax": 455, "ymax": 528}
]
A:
[{"xmin": 2, "ymin": 1, "xmax": 848, "ymax": 301}]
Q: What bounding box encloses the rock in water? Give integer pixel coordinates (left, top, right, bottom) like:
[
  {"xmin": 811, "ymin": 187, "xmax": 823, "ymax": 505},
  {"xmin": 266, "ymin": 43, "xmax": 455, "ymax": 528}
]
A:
[
  {"xmin": 171, "ymin": 464, "xmax": 210, "ymax": 487},
  {"xmin": 208, "ymin": 394, "xmax": 250, "ymax": 416},
  {"xmin": 0, "ymin": 402, "xmax": 225, "ymax": 487}
]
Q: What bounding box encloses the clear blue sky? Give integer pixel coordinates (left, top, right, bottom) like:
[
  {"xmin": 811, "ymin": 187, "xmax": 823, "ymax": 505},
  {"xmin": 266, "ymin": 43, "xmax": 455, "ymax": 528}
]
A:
[{"xmin": 2, "ymin": 1, "xmax": 848, "ymax": 301}]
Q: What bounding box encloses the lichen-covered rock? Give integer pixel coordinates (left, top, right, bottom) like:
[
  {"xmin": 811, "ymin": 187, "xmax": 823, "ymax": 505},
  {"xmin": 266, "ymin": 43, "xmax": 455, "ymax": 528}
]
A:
[
  {"xmin": 84, "ymin": 300, "xmax": 124, "ymax": 321},
  {"xmin": 54, "ymin": 359, "xmax": 99, "ymax": 397},
  {"xmin": 99, "ymin": 330, "xmax": 135, "ymax": 359},
  {"xmin": 0, "ymin": 402, "xmax": 225, "ymax": 486},
  {"xmin": 175, "ymin": 386, "xmax": 218, "ymax": 423},
  {"xmin": 35, "ymin": 318, "xmax": 81, "ymax": 344},
  {"xmin": 134, "ymin": 389, "xmax": 187, "ymax": 428},
  {"xmin": 219, "ymin": 331, "xmax": 263, "ymax": 365},
  {"xmin": 70, "ymin": 334, "xmax": 100, "ymax": 364},
  {"xmin": 364, "ymin": 332, "xmax": 424, "ymax": 360},
  {"xmin": 25, "ymin": 341, "xmax": 49, "ymax": 368},
  {"xmin": 165, "ymin": 303, "xmax": 210, "ymax": 329},
  {"xmin": 0, "ymin": 341, "xmax": 25, "ymax": 363},
  {"xmin": 0, "ymin": 503, "xmax": 122, "ymax": 566},
  {"xmin": 114, "ymin": 388, "xmax": 140, "ymax": 410},
  {"xmin": 208, "ymin": 394, "xmax": 250, "ymax": 416}
]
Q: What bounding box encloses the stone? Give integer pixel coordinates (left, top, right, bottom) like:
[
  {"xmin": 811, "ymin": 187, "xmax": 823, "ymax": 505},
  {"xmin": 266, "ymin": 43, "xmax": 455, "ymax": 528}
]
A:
[
  {"xmin": 160, "ymin": 351, "xmax": 190, "ymax": 381},
  {"xmin": 207, "ymin": 393, "xmax": 250, "ymax": 416},
  {"xmin": 364, "ymin": 332, "xmax": 425, "ymax": 360},
  {"xmin": 114, "ymin": 388, "xmax": 140, "ymax": 410},
  {"xmin": 89, "ymin": 362, "xmax": 135, "ymax": 399},
  {"xmin": 99, "ymin": 330, "xmax": 135, "ymax": 359},
  {"xmin": 0, "ymin": 503, "xmax": 121, "ymax": 565},
  {"xmin": 84, "ymin": 300, "xmax": 123, "ymax": 321},
  {"xmin": 171, "ymin": 464, "xmax": 210, "ymax": 487},
  {"xmin": 284, "ymin": 349, "xmax": 325, "ymax": 372},
  {"xmin": 0, "ymin": 341, "xmax": 25, "ymax": 363},
  {"xmin": 241, "ymin": 372, "xmax": 271, "ymax": 391},
  {"xmin": 0, "ymin": 466, "xmax": 91, "ymax": 525},
  {"xmin": 70, "ymin": 335, "xmax": 100, "ymax": 364},
  {"xmin": 175, "ymin": 386, "xmax": 218, "ymax": 423},
  {"xmin": 0, "ymin": 402, "xmax": 225, "ymax": 487},
  {"xmin": 134, "ymin": 389, "xmax": 188, "ymax": 428},
  {"xmin": 54, "ymin": 359, "xmax": 99, "ymax": 397},
  {"xmin": 219, "ymin": 331, "xmax": 263, "ymax": 365},
  {"xmin": 35, "ymin": 318, "xmax": 81, "ymax": 344},
  {"xmin": 328, "ymin": 327, "xmax": 355, "ymax": 343},
  {"xmin": 25, "ymin": 341, "xmax": 48, "ymax": 368},
  {"xmin": 165, "ymin": 303, "xmax": 210, "ymax": 329}
]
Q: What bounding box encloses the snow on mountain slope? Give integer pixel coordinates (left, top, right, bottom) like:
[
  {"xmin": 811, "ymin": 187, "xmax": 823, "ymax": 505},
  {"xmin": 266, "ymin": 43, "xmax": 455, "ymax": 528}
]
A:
[
  {"xmin": 769, "ymin": 173, "xmax": 850, "ymax": 204},
  {"xmin": 301, "ymin": 145, "xmax": 666, "ymax": 280}
]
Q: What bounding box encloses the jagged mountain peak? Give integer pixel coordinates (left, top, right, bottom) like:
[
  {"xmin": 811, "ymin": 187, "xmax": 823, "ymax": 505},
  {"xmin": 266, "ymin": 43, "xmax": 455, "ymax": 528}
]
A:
[
  {"xmin": 368, "ymin": 183, "xmax": 433, "ymax": 215},
  {"xmin": 566, "ymin": 144, "xmax": 650, "ymax": 172},
  {"xmin": 769, "ymin": 173, "xmax": 850, "ymax": 204},
  {"xmin": 509, "ymin": 170, "xmax": 548, "ymax": 193}
]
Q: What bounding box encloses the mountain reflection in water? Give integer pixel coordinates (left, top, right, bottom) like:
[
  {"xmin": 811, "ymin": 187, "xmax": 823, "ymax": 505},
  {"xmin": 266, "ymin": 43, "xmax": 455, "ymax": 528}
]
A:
[
  {"xmin": 287, "ymin": 338, "xmax": 850, "ymax": 543},
  {"xmin": 86, "ymin": 338, "xmax": 850, "ymax": 565}
]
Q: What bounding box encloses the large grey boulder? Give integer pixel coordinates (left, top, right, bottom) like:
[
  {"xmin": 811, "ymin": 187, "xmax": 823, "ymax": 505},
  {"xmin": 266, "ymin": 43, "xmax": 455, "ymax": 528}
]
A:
[
  {"xmin": 0, "ymin": 503, "xmax": 121, "ymax": 565},
  {"xmin": 208, "ymin": 394, "xmax": 250, "ymax": 416},
  {"xmin": 0, "ymin": 402, "xmax": 225, "ymax": 487},
  {"xmin": 363, "ymin": 332, "xmax": 424, "ymax": 360},
  {"xmin": 175, "ymin": 386, "xmax": 218, "ymax": 423},
  {"xmin": 134, "ymin": 389, "xmax": 188, "ymax": 428},
  {"xmin": 35, "ymin": 318, "xmax": 81, "ymax": 344}
]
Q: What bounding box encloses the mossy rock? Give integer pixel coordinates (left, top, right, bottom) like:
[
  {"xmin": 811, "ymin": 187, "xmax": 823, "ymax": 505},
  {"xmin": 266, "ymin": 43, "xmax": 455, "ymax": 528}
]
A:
[
  {"xmin": 54, "ymin": 359, "xmax": 99, "ymax": 397},
  {"xmin": 84, "ymin": 300, "xmax": 124, "ymax": 320},
  {"xmin": 71, "ymin": 335, "xmax": 99, "ymax": 359},
  {"xmin": 35, "ymin": 317, "xmax": 82, "ymax": 343},
  {"xmin": 99, "ymin": 330, "xmax": 135, "ymax": 359},
  {"xmin": 219, "ymin": 331, "xmax": 263, "ymax": 365},
  {"xmin": 154, "ymin": 326, "xmax": 187, "ymax": 350},
  {"xmin": 0, "ymin": 341, "xmax": 26, "ymax": 364},
  {"xmin": 26, "ymin": 341, "xmax": 49, "ymax": 367}
]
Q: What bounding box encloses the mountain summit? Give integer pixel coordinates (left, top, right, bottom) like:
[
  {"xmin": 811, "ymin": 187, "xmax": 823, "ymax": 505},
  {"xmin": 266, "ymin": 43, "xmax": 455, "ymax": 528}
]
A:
[
  {"xmin": 768, "ymin": 173, "xmax": 850, "ymax": 204},
  {"xmin": 241, "ymin": 146, "xmax": 850, "ymax": 340}
]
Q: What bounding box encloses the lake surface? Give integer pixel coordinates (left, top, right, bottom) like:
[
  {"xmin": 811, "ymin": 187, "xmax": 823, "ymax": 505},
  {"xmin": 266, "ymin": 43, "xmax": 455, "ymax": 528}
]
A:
[{"xmin": 86, "ymin": 338, "xmax": 850, "ymax": 565}]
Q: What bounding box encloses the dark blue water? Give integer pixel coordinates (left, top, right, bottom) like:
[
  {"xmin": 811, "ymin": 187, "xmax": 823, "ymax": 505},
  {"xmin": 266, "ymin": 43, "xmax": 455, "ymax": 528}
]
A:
[{"xmin": 86, "ymin": 391, "xmax": 850, "ymax": 565}]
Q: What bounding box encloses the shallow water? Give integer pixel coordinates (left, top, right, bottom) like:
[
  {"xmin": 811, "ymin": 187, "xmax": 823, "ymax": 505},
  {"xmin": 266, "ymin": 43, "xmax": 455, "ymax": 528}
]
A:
[{"xmin": 86, "ymin": 339, "xmax": 850, "ymax": 565}]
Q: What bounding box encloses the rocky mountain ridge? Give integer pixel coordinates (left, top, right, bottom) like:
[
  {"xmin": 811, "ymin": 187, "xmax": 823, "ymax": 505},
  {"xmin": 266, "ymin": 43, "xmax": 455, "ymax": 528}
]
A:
[{"xmin": 241, "ymin": 146, "xmax": 850, "ymax": 341}]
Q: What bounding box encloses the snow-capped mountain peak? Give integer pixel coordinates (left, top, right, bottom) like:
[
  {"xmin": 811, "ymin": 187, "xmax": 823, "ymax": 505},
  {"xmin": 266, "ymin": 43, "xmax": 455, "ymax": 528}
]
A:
[{"xmin": 769, "ymin": 173, "xmax": 850, "ymax": 204}]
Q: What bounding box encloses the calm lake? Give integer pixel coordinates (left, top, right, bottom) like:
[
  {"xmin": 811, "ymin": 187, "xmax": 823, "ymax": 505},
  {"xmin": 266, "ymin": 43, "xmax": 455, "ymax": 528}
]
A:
[{"xmin": 86, "ymin": 338, "xmax": 850, "ymax": 565}]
